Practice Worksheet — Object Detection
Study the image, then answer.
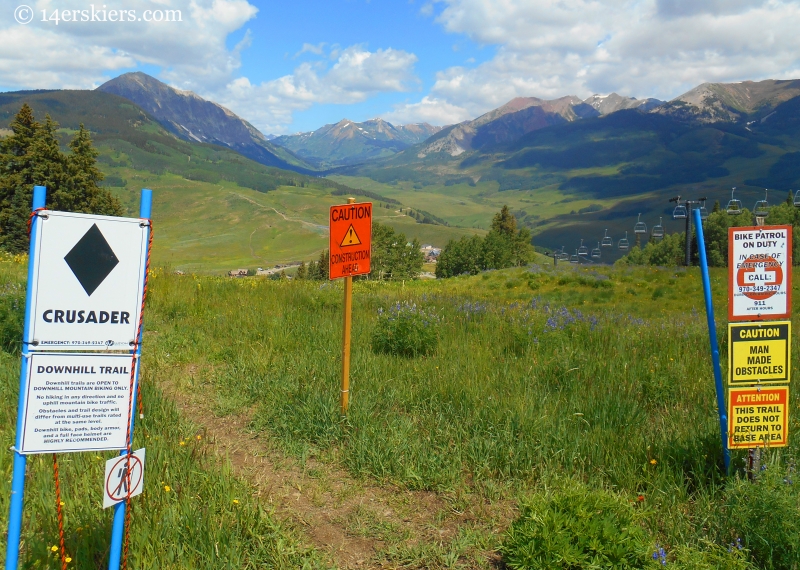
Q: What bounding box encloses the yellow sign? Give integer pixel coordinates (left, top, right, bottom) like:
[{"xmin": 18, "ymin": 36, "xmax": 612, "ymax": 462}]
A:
[
  {"xmin": 339, "ymin": 224, "xmax": 362, "ymax": 247},
  {"xmin": 728, "ymin": 321, "xmax": 791, "ymax": 384},
  {"xmin": 728, "ymin": 386, "xmax": 789, "ymax": 448}
]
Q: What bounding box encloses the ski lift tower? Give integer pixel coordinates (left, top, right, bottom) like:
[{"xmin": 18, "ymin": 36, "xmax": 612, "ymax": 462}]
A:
[{"xmin": 670, "ymin": 195, "xmax": 705, "ymax": 266}]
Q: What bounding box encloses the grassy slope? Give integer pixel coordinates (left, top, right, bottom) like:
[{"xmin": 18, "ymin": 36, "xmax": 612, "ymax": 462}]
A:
[
  {"xmin": 0, "ymin": 90, "xmax": 484, "ymax": 272},
  {"xmin": 3, "ymin": 258, "xmax": 797, "ymax": 568}
]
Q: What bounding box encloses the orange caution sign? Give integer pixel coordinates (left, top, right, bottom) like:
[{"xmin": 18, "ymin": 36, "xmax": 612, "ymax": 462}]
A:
[
  {"xmin": 329, "ymin": 202, "xmax": 372, "ymax": 279},
  {"xmin": 728, "ymin": 386, "xmax": 789, "ymax": 449}
]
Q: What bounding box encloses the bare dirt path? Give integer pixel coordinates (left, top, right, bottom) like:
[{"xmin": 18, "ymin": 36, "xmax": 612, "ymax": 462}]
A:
[{"xmin": 159, "ymin": 370, "xmax": 516, "ymax": 569}]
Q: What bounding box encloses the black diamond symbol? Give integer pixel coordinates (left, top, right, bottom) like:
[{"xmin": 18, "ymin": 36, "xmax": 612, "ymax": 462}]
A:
[{"xmin": 64, "ymin": 224, "xmax": 119, "ymax": 296}]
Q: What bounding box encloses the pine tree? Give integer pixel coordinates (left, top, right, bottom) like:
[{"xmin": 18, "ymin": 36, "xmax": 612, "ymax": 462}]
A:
[
  {"xmin": 0, "ymin": 104, "xmax": 40, "ymax": 252},
  {"xmin": 491, "ymin": 205, "xmax": 517, "ymax": 237},
  {"xmin": 59, "ymin": 124, "xmax": 122, "ymax": 216},
  {"xmin": 318, "ymin": 250, "xmax": 329, "ymax": 280},
  {"xmin": 0, "ymin": 106, "xmax": 124, "ymax": 252},
  {"xmin": 296, "ymin": 261, "xmax": 307, "ymax": 279}
]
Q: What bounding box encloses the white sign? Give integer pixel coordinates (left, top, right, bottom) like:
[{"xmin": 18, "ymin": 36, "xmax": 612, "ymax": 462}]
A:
[
  {"xmin": 28, "ymin": 211, "xmax": 148, "ymax": 350},
  {"xmin": 729, "ymin": 225, "xmax": 792, "ymax": 322},
  {"xmin": 103, "ymin": 448, "xmax": 145, "ymax": 509},
  {"xmin": 20, "ymin": 353, "xmax": 136, "ymax": 454}
]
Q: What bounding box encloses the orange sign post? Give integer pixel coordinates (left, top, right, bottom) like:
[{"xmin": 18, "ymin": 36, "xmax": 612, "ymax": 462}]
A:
[{"xmin": 329, "ymin": 200, "xmax": 372, "ymax": 414}]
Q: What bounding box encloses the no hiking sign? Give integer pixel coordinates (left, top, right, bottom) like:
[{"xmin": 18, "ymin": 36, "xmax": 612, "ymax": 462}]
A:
[{"xmin": 728, "ymin": 225, "xmax": 792, "ymax": 321}]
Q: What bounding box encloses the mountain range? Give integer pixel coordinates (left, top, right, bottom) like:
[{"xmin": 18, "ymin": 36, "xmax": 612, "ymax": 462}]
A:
[
  {"xmin": 412, "ymin": 94, "xmax": 663, "ymax": 158},
  {"xmin": 273, "ymin": 119, "xmax": 441, "ymax": 167},
  {"xmin": 97, "ymin": 73, "xmax": 317, "ymax": 173},
  {"xmin": 4, "ymin": 71, "xmax": 800, "ymax": 262}
]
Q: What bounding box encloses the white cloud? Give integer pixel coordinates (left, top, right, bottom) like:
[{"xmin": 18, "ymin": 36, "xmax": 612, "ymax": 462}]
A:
[
  {"xmin": 0, "ymin": 1, "xmax": 419, "ymax": 134},
  {"xmin": 391, "ymin": 0, "xmax": 800, "ymax": 124},
  {"xmin": 216, "ymin": 45, "xmax": 419, "ymax": 133},
  {"xmin": 381, "ymin": 95, "xmax": 471, "ymax": 125},
  {"xmin": 0, "ymin": 0, "xmax": 258, "ymax": 91},
  {"xmin": 295, "ymin": 42, "xmax": 326, "ymax": 58}
]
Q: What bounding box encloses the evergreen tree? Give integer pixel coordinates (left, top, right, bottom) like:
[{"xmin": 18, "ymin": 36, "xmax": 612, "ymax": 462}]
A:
[
  {"xmin": 0, "ymin": 104, "xmax": 40, "ymax": 252},
  {"xmin": 0, "ymin": 106, "xmax": 124, "ymax": 253},
  {"xmin": 296, "ymin": 261, "xmax": 307, "ymax": 280},
  {"xmin": 491, "ymin": 205, "xmax": 517, "ymax": 237},
  {"xmin": 58, "ymin": 124, "xmax": 122, "ymax": 216},
  {"xmin": 316, "ymin": 250, "xmax": 329, "ymax": 280}
]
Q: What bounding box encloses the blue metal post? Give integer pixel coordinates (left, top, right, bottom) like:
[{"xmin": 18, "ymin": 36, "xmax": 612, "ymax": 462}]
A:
[
  {"xmin": 108, "ymin": 189, "xmax": 152, "ymax": 570},
  {"xmin": 694, "ymin": 207, "xmax": 731, "ymax": 473},
  {"xmin": 5, "ymin": 186, "xmax": 47, "ymax": 570}
]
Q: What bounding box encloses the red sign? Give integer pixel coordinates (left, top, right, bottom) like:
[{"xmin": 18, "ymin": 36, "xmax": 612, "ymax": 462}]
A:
[{"xmin": 329, "ymin": 202, "xmax": 372, "ymax": 279}]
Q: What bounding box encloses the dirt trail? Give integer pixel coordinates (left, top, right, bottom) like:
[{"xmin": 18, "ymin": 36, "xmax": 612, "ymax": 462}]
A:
[{"xmin": 159, "ymin": 372, "xmax": 515, "ymax": 569}]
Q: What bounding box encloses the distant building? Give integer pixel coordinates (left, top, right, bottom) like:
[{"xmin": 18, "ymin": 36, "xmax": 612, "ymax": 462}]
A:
[
  {"xmin": 420, "ymin": 244, "xmax": 441, "ymax": 262},
  {"xmin": 228, "ymin": 269, "xmax": 248, "ymax": 277}
]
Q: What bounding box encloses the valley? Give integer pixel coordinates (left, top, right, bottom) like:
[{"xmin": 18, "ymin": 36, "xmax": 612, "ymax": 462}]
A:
[{"xmin": 4, "ymin": 76, "xmax": 800, "ymax": 271}]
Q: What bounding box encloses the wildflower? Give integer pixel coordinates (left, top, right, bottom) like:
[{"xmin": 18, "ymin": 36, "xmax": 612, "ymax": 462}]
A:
[
  {"xmin": 233, "ymin": 499, "xmax": 239, "ymax": 504},
  {"xmin": 637, "ymin": 495, "xmax": 645, "ymax": 502},
  {"xmin": 650, "ymin": 459, "xmax": 657, "ymax": 465},
  {"xmin": 180, "ymin": 441, "xmax": 186, "ymax": 446},
  {"xmin": 65, "ymin": 557, "xmax": 72, "ymax": 563},
  {"xmin": 196, "ymin": 435, "xmax": 202, "ymax": 440},
  {"xmin": 164, "ymin": 485, "xmax": 171, "ymax": 492},
  {"xmin": 51, "ymin": 545, "xmax": 58, "ymax": 552},
  {"xmin": 59, "ymin": 501, "xmax": 65, "ymax": 506}
]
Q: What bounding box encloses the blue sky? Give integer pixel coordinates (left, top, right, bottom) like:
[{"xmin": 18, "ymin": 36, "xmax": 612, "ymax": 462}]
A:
[
  {"xmin": 2, "ymin": 0, "xmax": 799, "ymax": 134},
  {"xmin": 231, "ymin": 1, "xmax": 493, "ymax": 132}
]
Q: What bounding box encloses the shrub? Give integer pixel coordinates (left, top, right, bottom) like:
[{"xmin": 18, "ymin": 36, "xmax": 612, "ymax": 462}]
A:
[
  {"xmin": 371, "ymin": 302, "xmax": 438, "ymax": 357},
  {"xmin": 501, "ymin": 485, "xmax": 653, "ymax": 569},
  {"xmin": 722, "ymin": 459, "xmax": 800, "ymax": 570}
]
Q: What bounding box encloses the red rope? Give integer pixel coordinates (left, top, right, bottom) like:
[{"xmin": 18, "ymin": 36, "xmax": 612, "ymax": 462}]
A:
[
  {"xmin": 27, "ymin": 207, "xmax": 45, "ymax": 235},
  {"xmin": 53, "ymin": 454, "xmax": 68, "ymax": 570},
  {"xmin": 121, "ymin": 219, "xmax": 153, "ymax": 570}
]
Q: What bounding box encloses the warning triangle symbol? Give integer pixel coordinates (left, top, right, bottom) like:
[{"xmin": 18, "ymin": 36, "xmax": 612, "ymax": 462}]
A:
[{"xmin": 340, "ymin": 224, "xmax": 362, "ymax": 247}]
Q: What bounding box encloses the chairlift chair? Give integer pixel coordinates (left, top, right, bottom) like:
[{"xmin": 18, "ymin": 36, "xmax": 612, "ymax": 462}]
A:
[
  {"xmin": 559, "ymin": 247, "xmax": 570, "ymax": 261},
  {"xmin": 570, "ymin": 250, "xmax": 580, "ymax": 264},
  {"xmin": 754, "ymin": 189, "xmax": 769, "ymax": 217},
  {"xmin": 591, "ymin": 242, "xmax": 601, "ymax": 259},
  {"xmin": 618, "ymin": 231, "xmax": 630, "ymax": 251},
  {"xmin": 699, "ymin": 199, "xmax": 709, "ymax": 221},
  {"xmin": 673, "ymin": 203, "xmax": 687, "ymax": 219},
  {"xmin": 793, "ymin": 189, "xmax": 800, "ymax": 208},
  {"xmin": 727, "ymin": 187, "xmax": 742, "ymax": 215},
  {"xmin": 577, "ymin": 239, "xmax": 589, "ymax": 257},
  {"xmin": 652, "ymin": 217, "xmax": 665, "ymax": 239},
  {"xmin": 634, "ymin": 213, "xmax": 647, "ymax": 234},
  {"xmin": 601, "ymin": 229, "xmax": 613, "ymax": 248}
]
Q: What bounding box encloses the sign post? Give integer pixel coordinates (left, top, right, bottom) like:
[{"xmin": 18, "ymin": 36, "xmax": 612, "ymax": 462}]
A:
[
  {"xmin": 5, "ymin": 185, "xmax": 46, "ymax": 570},
  {"xmin": 727, "ymin": 223, "xmax": 792, "ymax": 476},
  {"xmin": 4, "ymin": 187, "xmax": 152, "ymax": 570},
  {"xmin": 108, "ymin": 188, "xmax": 151, "ymax": 570},
  {"xmin": 694, "ymin": 207, "xmax": 730, "ymax": 472},
  {"xmin": 329, "ymin": 198, "xmax": 372, "ymax": 415}
]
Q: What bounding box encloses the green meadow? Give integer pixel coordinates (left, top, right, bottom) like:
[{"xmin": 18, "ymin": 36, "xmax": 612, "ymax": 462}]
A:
[
  {"xmin": 105, "ymin": 172, "xmax": 482, "ymax": 273},
  {"xmin": 1, "ymin": 255, "xmax": 798, "ymax": 568}
]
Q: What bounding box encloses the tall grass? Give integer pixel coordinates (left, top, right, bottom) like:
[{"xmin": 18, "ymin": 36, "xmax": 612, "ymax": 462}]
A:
[
  {"xmin": 141, "ymin": 263, "xmax": 800, "ymax": 567},
  {"xmin": 1, "ymin": 258, "xmax": 798, "ymax": 568},
  {"xmin": 0, "ymin": 261, "xmax": 327, "ymax": 568}
]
